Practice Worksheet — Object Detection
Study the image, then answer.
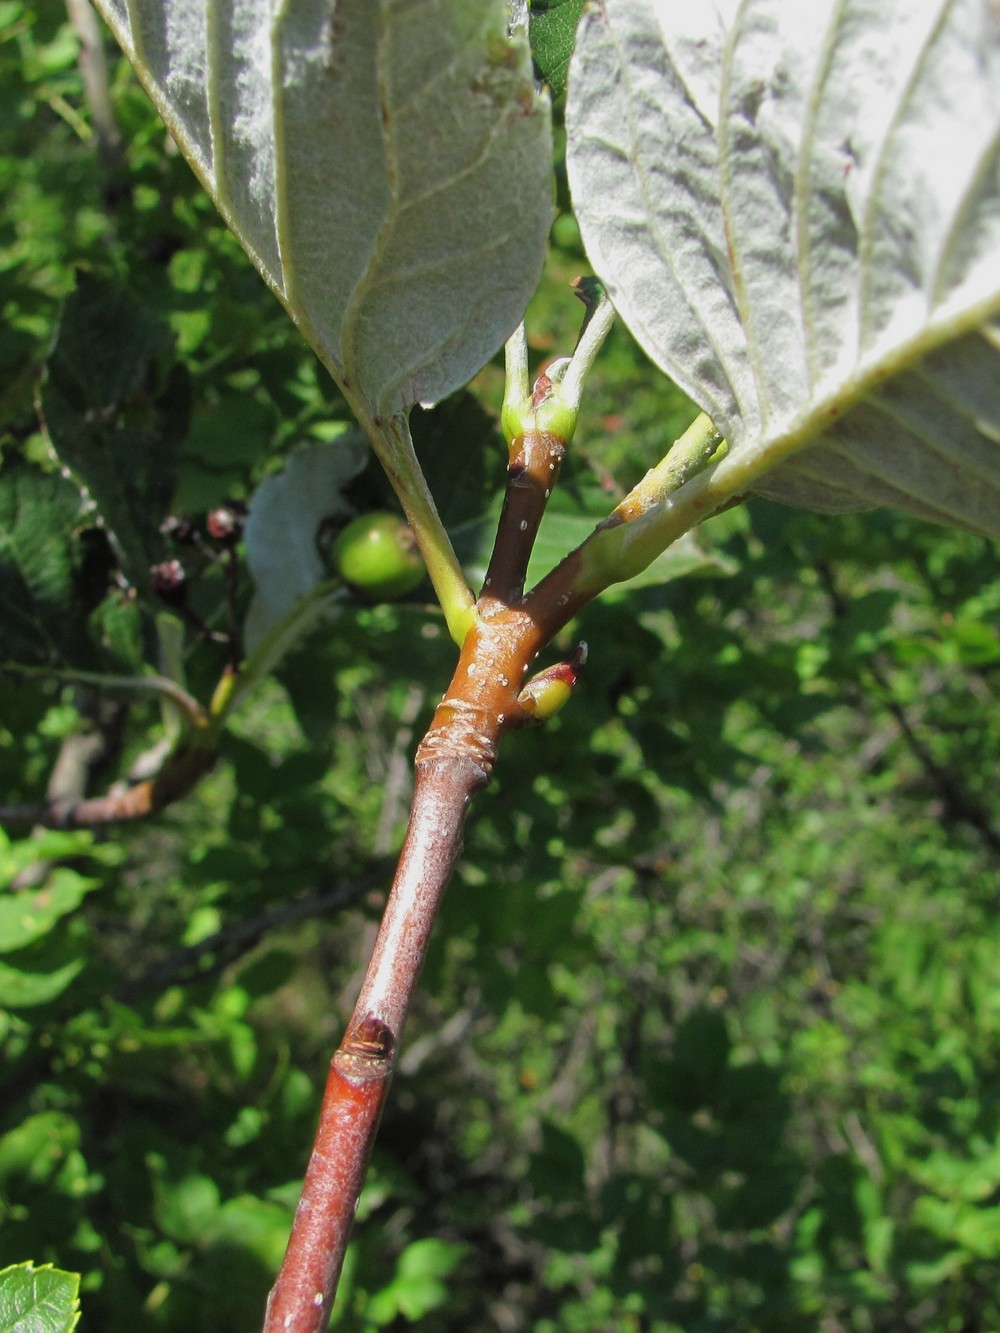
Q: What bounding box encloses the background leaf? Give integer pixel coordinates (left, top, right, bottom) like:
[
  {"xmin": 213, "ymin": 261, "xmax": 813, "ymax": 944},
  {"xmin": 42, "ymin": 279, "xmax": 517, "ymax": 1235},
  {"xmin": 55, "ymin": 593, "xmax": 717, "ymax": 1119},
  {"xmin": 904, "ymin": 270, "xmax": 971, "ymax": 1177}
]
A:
[
  {"xmin": 0, "ymin": 455, "xmax": 128, "ymax": 670},
  {"xmin": 243, "ymin": 435, "xmax": 366, "ymax": 653},
  {"xmin": 92, "ymin": 0, "xmax": 554, "ymax": 418},
  {"xmin": 567, "ymin": 0, "xmax": 1000, "ymax": 535},
  {"xmin": 0, "ymin": 871, "xmax": 96, "ymax": 953},
  {"xmin": 0, "ymin": 1262, "xmax": 80, "ymax": 1333},
  {"xmin": 529, "ymin": 0, "xmax": 585, "ymax": 99},
  {"xmin": 40, "ymin": 272, "xmax": 187, "ymax": 593}
]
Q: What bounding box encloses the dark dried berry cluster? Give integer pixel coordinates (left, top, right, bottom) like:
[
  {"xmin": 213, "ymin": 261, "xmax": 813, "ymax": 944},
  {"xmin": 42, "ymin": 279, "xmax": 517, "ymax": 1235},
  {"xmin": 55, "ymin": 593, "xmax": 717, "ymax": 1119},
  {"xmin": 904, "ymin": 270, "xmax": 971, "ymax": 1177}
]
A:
[
  {"xmin": 159, "ymin": 514, "xmax": 198, "ymax": 546},
  {"xmin": 159, "ymin": 499, "xmax": 247, "ymax": 553},
  {"xmin": 150, "ymin": 558, "xmax": 187, "ymax": 606},
  {"xmin": 206, "ymin": 500, "xmax": 247, "ymax": 546},
  {"xmin": 152, "ymin": 501, "xmax": 248, "ymax": 627}
]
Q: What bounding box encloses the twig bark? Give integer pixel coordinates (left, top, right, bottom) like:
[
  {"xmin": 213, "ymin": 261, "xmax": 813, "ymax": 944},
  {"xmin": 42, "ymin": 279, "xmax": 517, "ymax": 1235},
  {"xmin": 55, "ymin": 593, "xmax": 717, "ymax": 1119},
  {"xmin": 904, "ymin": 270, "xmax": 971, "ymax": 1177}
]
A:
[
  {"xmin": 0, "ymin": 740, "xmax": 216, "ymax": 829},
  {"xmin": 263, "ymin": 488, "xmax": 591, "ymax": 1331},
  {"xmin": 264, "ymin": 614, "xmax": 522, "ymax": 1332},
  {"xmin": 263, "ymin": 369, "xmax": 718, "ymax": 1329},
  {"xmin": 482, "ymin": 416, "xmax": 567, "ymax": 607}
]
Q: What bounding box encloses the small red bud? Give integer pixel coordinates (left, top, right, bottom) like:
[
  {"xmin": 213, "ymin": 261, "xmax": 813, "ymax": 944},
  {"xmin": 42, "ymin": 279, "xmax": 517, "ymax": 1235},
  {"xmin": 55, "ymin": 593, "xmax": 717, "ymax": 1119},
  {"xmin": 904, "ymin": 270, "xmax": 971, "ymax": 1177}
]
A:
[{"xmin": 531, "ymin": 372, "xmax": 553, "ymax": 408}]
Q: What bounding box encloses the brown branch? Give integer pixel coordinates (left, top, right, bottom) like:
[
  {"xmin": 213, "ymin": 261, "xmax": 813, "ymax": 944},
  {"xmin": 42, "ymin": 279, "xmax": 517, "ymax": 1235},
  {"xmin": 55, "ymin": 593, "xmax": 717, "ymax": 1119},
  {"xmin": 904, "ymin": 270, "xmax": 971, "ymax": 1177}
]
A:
[
  {"xmin": 263, "ymin": 763, "xmax": 487, "ymax": 1330},
  {"xmin": 481, "ymin": 421, "xmax": 566, "ymax": 606},
  {"xmin": 0, "ymin": 740, "xmax": 216, "ymax": 829},
  {"xmin": 263, "ymin": 361, "xmax": 613, "ymax": 1328},
  {"xmin": 263, "ymin": 595, "xmax": 577, "ymax": 1331}
]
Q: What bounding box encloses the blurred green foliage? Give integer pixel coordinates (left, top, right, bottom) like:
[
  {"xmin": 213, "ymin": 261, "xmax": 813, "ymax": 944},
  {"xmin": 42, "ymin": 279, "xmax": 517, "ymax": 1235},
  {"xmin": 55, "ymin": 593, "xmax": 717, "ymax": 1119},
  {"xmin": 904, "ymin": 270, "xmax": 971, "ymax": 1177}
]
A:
[{"xmin": 2, "ymin": 3, "xmax": 1000, "ymax": 1331}]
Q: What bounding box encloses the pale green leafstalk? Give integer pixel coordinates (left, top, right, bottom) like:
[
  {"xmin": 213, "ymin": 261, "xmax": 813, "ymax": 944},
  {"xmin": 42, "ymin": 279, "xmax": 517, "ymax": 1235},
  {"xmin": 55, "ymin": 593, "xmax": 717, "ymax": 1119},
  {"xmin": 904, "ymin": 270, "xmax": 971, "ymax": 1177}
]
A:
[
  {"xmin": 575, "ymin": 412, "xmax": 727, "ymax": 592},
  {"xmin": 612, "ymin": 412, "xmax": 725, "ymax": 522},
  {"xmin": 557, "ymin": 288, "xmax": 616, "ymax": 415},
  {"xmin": 501, "ymin": 321, "xmax": 530, "ymax": 445},
  {"xmin": 576, "ymin": 289, "xmax": 1000, "ymax": 591},
  {"xmin": 276, "ymin": 326, "xmax": 475, "ymax": 646},
  {"xmin": 362, "ymin": 411, "xmax": 477, "ymax": 647},
  {"xmin": 208, "ymin": 582, "xmax": 349, "ymax": 727}
]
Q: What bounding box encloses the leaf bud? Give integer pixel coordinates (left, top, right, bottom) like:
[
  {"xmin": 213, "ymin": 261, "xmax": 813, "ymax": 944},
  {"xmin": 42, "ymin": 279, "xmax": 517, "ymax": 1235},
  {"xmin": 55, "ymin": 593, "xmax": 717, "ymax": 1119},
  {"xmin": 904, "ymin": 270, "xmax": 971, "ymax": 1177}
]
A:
[{"xmin": 517, "ymin": 643, "xmax": 587, "ymax": 723}]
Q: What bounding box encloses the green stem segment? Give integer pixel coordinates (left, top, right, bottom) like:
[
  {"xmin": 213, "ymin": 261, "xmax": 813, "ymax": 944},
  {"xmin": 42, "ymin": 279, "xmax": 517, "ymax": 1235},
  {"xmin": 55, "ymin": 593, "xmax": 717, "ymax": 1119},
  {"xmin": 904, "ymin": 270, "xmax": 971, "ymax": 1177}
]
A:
[
  {"xmin": 501, "ymin": 321, "xmax": 530, "ymax": 443},
  {"xmin": 364, "ymin": 410, "xmax": 476, "ymax": 647},
  {"xmin": 535, "ymin": 411, "xmax": 727, "ymax": 604},
  {"xmin": 0, "ymin": 662, "xmax": 203, "ymax": 726},
  {"xmin": 558, "ymin": 283, "xmax": 615, "ymax": 414}
]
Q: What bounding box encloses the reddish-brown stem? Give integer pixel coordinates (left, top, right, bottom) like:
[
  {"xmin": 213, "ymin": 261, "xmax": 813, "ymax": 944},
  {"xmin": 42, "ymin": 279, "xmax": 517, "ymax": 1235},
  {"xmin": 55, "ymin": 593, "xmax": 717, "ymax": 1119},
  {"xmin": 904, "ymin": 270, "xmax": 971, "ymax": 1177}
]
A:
[
  {"xmin": 265, "ymin": 596, "xmax": 580, "ymax": 1330},
  {"xmin": 0, "ymin": 741, "xmax": 216, "ymax": 829},
  {"xmin": 482, "ymin": 427, "xmax": 566, "ymax": 606},
  {"xmin": 264, "ymin": 406, "xmax": 603, "ymax": 1329},
  {"xmin": 261, "ymin": 768, "xmax": 475, "ymax": 1330},
  {"xmin": 262, "ymin": 1029, "xmax": 392, "ymax": 1333}
]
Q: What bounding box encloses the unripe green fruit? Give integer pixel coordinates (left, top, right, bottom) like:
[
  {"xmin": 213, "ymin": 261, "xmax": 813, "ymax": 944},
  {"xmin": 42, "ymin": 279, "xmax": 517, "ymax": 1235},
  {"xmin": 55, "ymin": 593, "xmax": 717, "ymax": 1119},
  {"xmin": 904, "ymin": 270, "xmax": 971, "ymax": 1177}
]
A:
[{"xmin": 332, "ymin": 512, "xmax": 425, "ymax": 600}]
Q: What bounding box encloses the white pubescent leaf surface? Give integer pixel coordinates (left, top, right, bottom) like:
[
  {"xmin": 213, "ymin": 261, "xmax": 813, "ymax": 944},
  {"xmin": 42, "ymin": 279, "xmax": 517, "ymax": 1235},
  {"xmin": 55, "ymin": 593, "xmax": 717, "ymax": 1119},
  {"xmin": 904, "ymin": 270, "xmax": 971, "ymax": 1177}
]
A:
[
  {"xmin": 243, "ymin": 435, "xmax": 366, "ymax": 653},
  {"xmin": 568, "ymin": 0, "xmax": 1000, "ymax": 537},
  {"xmin": 94, "ymin": 0, "xmax": 552, "ymax": 419}
]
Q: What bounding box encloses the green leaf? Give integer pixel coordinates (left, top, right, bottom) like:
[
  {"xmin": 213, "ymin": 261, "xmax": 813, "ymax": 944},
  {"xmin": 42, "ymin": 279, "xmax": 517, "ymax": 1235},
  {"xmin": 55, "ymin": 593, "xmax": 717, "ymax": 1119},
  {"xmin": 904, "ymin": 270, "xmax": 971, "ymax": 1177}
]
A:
[
  {"xmin": 529, "ymin": 0, "xmax": 585, "ymax": 99},
  {"xmin": 92, "ymin": 0, "xmax": 553, "ymax": 418},
  {"xmin": 0, "ymin": 957, "xmax": 83, "ymax": 1009},
  {"xmin": 0, "ymin": 456, "xmax": 111, "ymax": 669},
  {"xmin": 40, "ymin": 273, "xmax": 188, "ymax": 593},
  {"xmin": 410, "ymin": 394, "xmax": 506, "ymax": 529},
  {"xmin": 0, "ymin": 1262, "xmax": 81, "ymax": 1333},
  {"xmin": 0, "ymin": 1113, "xmax": 81, "ymax": 1188},
  {"xmin": 365, "ymin": 1238, "xmax": 467, "ymax": 1326},
  {"xmin": 243, "ymin": 435, "xmax": 367, "ymax": 652},
  {"xmin": 0, "ymin": 928, "xmax": 86, "ymax": 1008},
  {"xmin": 0, "ymin": 869, "xmax": 96, "ymax": 953},
  {"xmin": 154, "ymin": 1172, "xmax": 221, "ymax": 1244},
  {"xmin": 0, "ymin": 829, "xmax": 96, "ymax": 883},
  {"xmin": 209, "ymin": 1195, "xmax": 298, "ymax": 1273},
  {"xmin": 568, "ymin": 0, "xmax": 1000, "ymax": 536}
]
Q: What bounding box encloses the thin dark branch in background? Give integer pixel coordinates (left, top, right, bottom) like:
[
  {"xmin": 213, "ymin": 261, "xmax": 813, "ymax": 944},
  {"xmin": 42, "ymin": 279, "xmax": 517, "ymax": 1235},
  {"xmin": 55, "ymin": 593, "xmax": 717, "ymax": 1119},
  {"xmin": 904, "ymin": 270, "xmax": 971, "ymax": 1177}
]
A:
[
  {"xmin": 814, "ymin": 560, "xmax": 1000, "ymax": 860},
  {"xmin": 374, "ymin": 683, "xmax": 424, "ymax": 856},
  {"xmin": 864, "ymin": 655, "xmax": 1000, "ymax": 860},
  {"xmin": 117, "ymin": 868, "xmax": 391, "ymax": 1000}
]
